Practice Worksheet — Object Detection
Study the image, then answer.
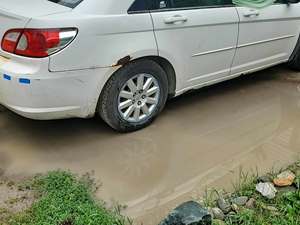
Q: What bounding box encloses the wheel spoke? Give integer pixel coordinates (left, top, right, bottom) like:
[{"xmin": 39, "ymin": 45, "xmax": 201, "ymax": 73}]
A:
[
  {"xmin": 133, "ymin": 107, "xmax": 140, "ymax": 121},
  {"xmin": 141, "ymin": 104, "xmax": 150, "ymax": 115},
  {"xmin": 127, "ymin": 79, "xmax": 137, "ymax": 92},
  {"xmin": 143, "ymin": 77, "xmax": 153, "ymax": 91},
  {"xmin": 124, "ymin": 105, "xmax": 135, "ymax": 119},
  {"xmin": 137, "ymin": 74, "xmax": 144, "ymax": 90},
  {"xmin": 119, "ymin": 91, "xmax": 133, "ymax": 99},
  {"xmin": 147, "ymin": 86, "xmax": 159, "ymax": 96},
  {"xmin": 119, "ymin": 99, "xmax": 133, "ymax": 110},
  {"xmin": 146, "ymin": 97, "xmax": 157, "ymax": 105}
]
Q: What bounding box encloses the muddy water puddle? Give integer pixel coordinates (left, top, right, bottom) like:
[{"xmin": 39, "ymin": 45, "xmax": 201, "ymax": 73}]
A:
[{"xmin": 0, "ymin": 66, "xmax": 300, "ymax": 225}]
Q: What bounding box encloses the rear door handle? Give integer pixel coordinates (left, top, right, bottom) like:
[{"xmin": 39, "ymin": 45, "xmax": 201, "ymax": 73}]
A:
[
  {"xmin": 164, "ymin": 15, "xmax": 188, "ymax": 24},
  {"xmin": 243, "ymin": 9, "xmax": 260, "ymax": 17}
]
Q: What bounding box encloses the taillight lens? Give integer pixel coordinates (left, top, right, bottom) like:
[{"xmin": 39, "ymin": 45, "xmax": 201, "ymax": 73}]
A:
[{"xmin": 1, "ymin": 28, "xmax": 77, "ymax": 58}]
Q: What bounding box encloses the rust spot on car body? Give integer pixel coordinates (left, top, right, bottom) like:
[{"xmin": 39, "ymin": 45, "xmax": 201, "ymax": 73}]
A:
[{"xmin": 113, "ymin": 55, "xmax": 131, "ymax": 67}]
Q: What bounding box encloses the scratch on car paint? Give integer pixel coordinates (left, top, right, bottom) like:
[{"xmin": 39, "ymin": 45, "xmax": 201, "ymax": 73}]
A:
[{"xmin": 75, "ymin": 78, "xmax": 85, "ymax": 84}]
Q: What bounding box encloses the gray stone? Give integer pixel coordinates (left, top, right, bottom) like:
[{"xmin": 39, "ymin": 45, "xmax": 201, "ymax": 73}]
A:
[
  {"xmin": 245, "ymin": 198, "xmax": 256, "ymax": 209},
  {"xmin": 231, "ymin": 196, "xmax": 248, "ymax": 206},
  {"xmin": 256, "ymin": 182, "xmax": 277, "ymax": 199},
  {"xmin": 277, "ymin": 185, "xmax": 297, "ymax": 194},
  {"xmin": 211, "ymin": 208, "xmax": 225, "ymax": 220},
  {"xmin": 257, "ymin": 175, "xmax": 272, "ymax": 183},
  {"xmin": 158, "ymin": 201, "xmax": 212, "ymax": 225},
  {"xmin": 231, "ymin": 204, "xmax": 239, "ymax": 212},
  {"xmin": 261, "ymin": 204, "xmax": 278, "ymax": 212},
  {"xmin": 217, "ymin": 198, "xmax": 231, "ymax": 214}
]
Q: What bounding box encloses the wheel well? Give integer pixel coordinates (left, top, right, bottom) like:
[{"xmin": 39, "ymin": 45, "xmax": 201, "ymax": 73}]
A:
[
  {"xmin": 289, "ymin": 34, "xmax": 300, "ymax": 62},
  {"xmin": 96, "ymin": 56, "xmax": 176, "ymax": 114},
  {"xmin": 132, "ymin": 56, "xmax": 177, "ymax": 97}
]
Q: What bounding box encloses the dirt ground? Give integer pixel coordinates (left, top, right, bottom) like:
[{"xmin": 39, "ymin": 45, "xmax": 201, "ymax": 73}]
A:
[
  {"xmin": 0, "ymin": 174, "xmax": 35, "ymax": 223},
  {"xmin": 0, "ymin": 65, "xmax": 300, "ymax": 225}
]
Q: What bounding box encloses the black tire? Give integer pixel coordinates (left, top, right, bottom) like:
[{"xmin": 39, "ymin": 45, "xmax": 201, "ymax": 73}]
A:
[
  {"xmin": 288, "ymin": 36, "xmax": 300, "ymax": 71},
  {"xmin": 98, "ymin": 59, "xmax": 169, "ymax": 132}
]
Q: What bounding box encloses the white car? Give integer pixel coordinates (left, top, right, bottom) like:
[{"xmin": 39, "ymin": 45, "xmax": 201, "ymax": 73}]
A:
[{"xmin": 0, "ymin": 0, "xmax": 300, "ymax": 132}]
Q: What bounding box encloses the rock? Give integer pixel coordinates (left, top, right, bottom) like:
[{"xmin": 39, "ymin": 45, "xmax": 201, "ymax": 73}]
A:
[
  {"xmin": 158, "ymin": 201, "xmax": 212, "ymax": 225},
  {"xmin": 273, "ymin": 170, "xmax": 296, "ymax": 187},
  {"xmin": 211, "ymin": 208, "xmax": 225, "ymax": 220},
  {"xmin": 231, "ymin": 204, "xmax": 239, "ymax": 212},
  {"xmin": 256, "ymin": 182, "xmax": 277, "ymax": 199},
  {"xmin": 277, "ymin": 185, "xmax": 297, "ymax": 194},
  {"xmin": 217, "ymin": 198, "xmax": 231, "ymax": 214},
  {"xmin": 245, "ymin": 198, "xmax": 256, "ymax": 209},
  {"xmin": 257, "ymin": 175, "xmax": 272, "ymax": 183},
  {"xmin": 261, "ymin": 204, "xmax": 278, "ymax": 212},
  {"xmin": 207, "ymin": 207, "xmax": 213, "ymax": 218},
  {"xmin": 231, "ymin": 196, "xmax": 248, "ymax": 206},
  {"xmin": 212, "ymin": 219, "xmax": 226, "ymax": 225}
]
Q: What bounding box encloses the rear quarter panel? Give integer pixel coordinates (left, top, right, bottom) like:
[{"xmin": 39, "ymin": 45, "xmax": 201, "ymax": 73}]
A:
[{"xmin": 26, "ymin": 11, "xmax": 158, "ymax": 72}]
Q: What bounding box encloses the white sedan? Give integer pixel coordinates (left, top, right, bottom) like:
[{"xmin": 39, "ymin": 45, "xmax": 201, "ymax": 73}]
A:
[{"xmin": 0, "ymin": 0, "xmax": 300, "ymax": 132}]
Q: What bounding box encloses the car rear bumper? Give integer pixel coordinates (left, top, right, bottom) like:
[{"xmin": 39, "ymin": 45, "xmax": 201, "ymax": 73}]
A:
[
  {"xmin": 0, "ymin": 54, "xmax": 116, "ymax": 120},
  {"xmin": 0, "ymin": 71, "xmax": 90, "ymax": 120}
]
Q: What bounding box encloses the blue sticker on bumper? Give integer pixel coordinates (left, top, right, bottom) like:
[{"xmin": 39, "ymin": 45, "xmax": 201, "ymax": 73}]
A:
[
  {"xmin": 3, "ymin": 74, "xmax": 11, "ymax": 80},
  {"xmin": 19, "ymin": 78, "xmax": 30, "ymax": 84}
]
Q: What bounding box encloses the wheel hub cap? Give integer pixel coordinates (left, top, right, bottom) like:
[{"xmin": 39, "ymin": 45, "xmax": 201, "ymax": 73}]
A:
[{"xmin": 118, "ymin": 73, "xmax": 160, "ymax": 123}]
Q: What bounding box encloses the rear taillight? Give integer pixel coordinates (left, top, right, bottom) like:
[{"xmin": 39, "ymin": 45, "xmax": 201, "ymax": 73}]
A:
[{"xmin": 1, "ymin": 28, "xmax": 77, "ymax": 58}]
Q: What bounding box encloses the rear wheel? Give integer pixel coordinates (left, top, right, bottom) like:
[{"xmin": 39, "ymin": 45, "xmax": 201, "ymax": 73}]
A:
[
  {"xmin": 99, "ymin": 60, "xmax": 168, "ymax": 132},
  {"xmin": 288, "ymin": 36, "xmax": 300, "ymax": 71}
]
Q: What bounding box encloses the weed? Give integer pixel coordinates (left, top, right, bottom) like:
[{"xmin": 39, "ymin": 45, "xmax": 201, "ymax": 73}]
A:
[{"xmin": 6, "ymin": 170, "xmax": 130, "ymax": 225}]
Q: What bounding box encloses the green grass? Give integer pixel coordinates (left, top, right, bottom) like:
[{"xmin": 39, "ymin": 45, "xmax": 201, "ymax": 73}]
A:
[
  {"xmin": 4, "ymin": 171, "xmax": 130, "ymax": 225},
  {"xmin": 223, "ymin": 191, "xmax": 300, "ymax": 225}
]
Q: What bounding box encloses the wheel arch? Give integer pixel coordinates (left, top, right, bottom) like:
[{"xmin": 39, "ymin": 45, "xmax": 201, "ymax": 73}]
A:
[
  {"xmin": 95, "ymin": 55, "xmax": 177, "ymax": 115},
  {"xmin": 130, "ymin": 56, "xmax": 177, "ymax": 98}
]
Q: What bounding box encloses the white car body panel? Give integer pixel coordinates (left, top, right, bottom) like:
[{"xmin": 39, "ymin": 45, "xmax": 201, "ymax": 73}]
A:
[
  {"xmin": 33, "ymin": 13, "xmax": 158, "ymax": 71},
  {"xmin": 0, "ymin": 0, "xmax": 299, "ymax": 120},
  {"xmin": 151, "ymin": 7, "xmax": 239, "ymax": 92},
  {"xmin": 232, "ymin": 4, "xmax": 300, "ymax": 75},
  {"xmin": 0, "ymin": 0, "xmax": 70, "ymax": 17}
]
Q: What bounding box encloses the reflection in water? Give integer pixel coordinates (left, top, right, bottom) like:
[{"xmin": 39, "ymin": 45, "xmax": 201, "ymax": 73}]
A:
[{"xmin": 0, "ymin": 66, "xmax": 300, "ymax": 225}]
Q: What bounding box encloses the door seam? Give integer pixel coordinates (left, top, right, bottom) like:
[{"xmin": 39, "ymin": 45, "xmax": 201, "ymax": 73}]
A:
[
  {"xmin": 230, "ymin": 7, "xmax": 241, "ymax": 75},
  {"xmin": 149, "ymin": 12, "xmax": 160, "ymax": 56}
]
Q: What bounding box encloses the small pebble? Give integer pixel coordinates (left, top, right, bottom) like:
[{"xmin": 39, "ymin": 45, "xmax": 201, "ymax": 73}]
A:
[
  {"xmin": 245, "ymin": 198, "xmax": 256, "ymax": 209},
  {"xmin": 217, "ymin": 198, "xmax": 231, "ymax": 214},
  {"xmin": 231, "ymin": 196, "xmax": 248, "ymax": 206}
]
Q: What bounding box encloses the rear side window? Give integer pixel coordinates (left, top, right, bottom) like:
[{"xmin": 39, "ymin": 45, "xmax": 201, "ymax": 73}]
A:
[
  {"xmin": 128, "ymin": 0, "xmax": 149, "ymax": 12},
  {"xmin": 156, "ymin": 0, "xmax": 233, "ymax": 9},
  {"xmin": 128, "ymin": 0, "xmax": 233, "ymax": 13},
  {"xmin": 47, "ymin": 0, "xmax": 83, "ymax": 8}
]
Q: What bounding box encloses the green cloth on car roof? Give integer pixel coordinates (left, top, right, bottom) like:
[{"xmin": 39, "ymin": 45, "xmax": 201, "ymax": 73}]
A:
[{"xmin": 233, "ymin": 0, "xmax": 276, "ymax": 8}]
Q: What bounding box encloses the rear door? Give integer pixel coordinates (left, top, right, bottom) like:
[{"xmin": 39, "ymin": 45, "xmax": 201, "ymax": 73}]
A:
[
  {"xmin": 150, "ymin": 0, "xmax": 239, "ymax": 91},
  {"xmin": 231, "ymin": 1, "xmax": 300, "ymax": 75}
]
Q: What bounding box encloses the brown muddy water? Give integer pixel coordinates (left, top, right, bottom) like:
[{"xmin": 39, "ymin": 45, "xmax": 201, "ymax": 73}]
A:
[{"xmin": 0, "ymin": 66, "xmax": 300, "ymax": 225}]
